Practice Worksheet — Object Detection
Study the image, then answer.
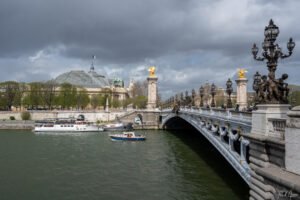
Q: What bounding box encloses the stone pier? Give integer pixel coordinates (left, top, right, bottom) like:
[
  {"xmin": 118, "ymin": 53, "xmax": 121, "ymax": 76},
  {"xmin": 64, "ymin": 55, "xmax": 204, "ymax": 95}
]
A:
[
  {"xmin": 235, "ymin": 77, "xmax": 248, "ymax": 111},
  {"xmin": 243, "ymin": 105, "xmax": 300, "ymax": 200},
  {"xmin": 147, "ymin": 76, "xmax": 158, "ymax": 110}
]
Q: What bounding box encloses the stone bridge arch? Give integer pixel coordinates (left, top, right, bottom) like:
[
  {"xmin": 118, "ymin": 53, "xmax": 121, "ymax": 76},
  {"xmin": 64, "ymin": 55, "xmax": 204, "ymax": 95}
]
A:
[{"xmin": 161, "ymin": 110, "xmax": 251, "ymax": 185}]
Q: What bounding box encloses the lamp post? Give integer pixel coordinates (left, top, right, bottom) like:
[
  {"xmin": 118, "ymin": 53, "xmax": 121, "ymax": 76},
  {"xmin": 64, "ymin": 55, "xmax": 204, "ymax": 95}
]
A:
[
  {"xmin": 252, "ymin": 71, "xmax": 262, "ymax": 104},
  {"xmin": 180, "ymin": 92, "xmax": 184, "ymax": 106},
  {"xmin": 226, "ymin": 79, "xmax": 233, "ymax": 108},
  {"xmin": 185, "ymin": 90, "xmax": 189, "ymax": 107},
  {"xmin": 251, "ymin": 19, "xmax": 295, "ymax": 104},
  {"xmin": 199, "ymin": 86, "xmax": 204, "ymax": 107},
  {"xmin": 211, "ymin": 83, "xmax": 216, "ymax": 107},
  {"xmin": 191, "ymin": 89, "xmax": 196, "ymax": 107}
]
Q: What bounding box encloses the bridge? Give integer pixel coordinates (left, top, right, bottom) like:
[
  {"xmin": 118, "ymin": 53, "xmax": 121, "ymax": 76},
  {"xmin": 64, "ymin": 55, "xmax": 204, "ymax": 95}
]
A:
[
  {"xmin": 115, "ymin": 19, "xmax": 300, "ymax": 200},
  {"xmin": 157, "ymin": 104, "xmax": 300, "ymax": 200},
  {"xmin": 161, "ymin": 107, "xmax": 252, "ymax": 185},
  {"xmin": 154, "ymin": 19, "xmax": 300, "ymax": 200}
]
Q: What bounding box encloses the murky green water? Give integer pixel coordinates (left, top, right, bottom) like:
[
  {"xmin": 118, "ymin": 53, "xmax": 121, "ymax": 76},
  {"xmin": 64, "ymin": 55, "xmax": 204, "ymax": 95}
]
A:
[{"xmin": 0, "ymin": 130, "xmax": 248, "ymax": 200}]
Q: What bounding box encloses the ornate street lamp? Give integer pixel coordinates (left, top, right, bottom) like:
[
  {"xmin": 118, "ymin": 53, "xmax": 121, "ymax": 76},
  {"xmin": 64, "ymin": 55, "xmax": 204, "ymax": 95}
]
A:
[
  {"xmin": 199, "ymin": 86, "xmax": 204, "ymax": 107},
  {"xmin": 226, "ymin": 79, "xmax": 233, "ymax": 108},
  {"xmin": 251, "ymin": 19, "xmax": 295, "ymax": 104},
  {"xmin": 180, "ymin": 92, "xmax": 184, "ymax": 105},
  {"xmin": 191, "ymin": 89, "xmax": 196, "ymax": 106},
  {"xmin": 211, "ymin": 83, "xmax": 216, "ymax": 107},
  {"xmin": 185, "ymin": 90, "xmax": 189, "ymax": 106},
  {"xmin": 252, "ymin": 71, "xmax": 261, "ymax": 103}
]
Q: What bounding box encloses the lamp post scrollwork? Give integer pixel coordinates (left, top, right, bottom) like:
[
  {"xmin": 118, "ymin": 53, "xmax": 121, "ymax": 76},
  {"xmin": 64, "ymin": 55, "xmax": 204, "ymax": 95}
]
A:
[
  {"xmin": 226, "ymin": 79, "xmax": 233, "ymax": 108},
  {"xmin": 251, "ymin": 19, "xmax": 295, "ymax": 104}
]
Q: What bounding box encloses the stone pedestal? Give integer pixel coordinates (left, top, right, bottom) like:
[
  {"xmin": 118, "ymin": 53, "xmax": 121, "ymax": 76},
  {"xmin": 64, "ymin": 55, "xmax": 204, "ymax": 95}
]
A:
[
  {"xmin": 251, "ymin": 104, "xmax": 290, "ymax": 139},
  {"xmin": 285, "ymin": 106, "xmax": 300, "ymax": 175},
  {"xmin": 147, "ymin": 77, "xmax": 158, "ymax": 110},
  {"xmin": 235, "ymin": 78, "xmax": 248, "ymax": 111}
]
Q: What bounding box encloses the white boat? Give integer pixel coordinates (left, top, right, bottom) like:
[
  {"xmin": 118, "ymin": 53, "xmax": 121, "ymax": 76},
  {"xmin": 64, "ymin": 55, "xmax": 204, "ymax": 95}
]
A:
[
  {"xmin": 34, "ymin": 115, "xmax": 104, "ymax": 132},
  {"xmin": 103, "ymin": 123, "xmax": 125, "ymax": 131},
  {"xmin": 109, "ymin": 131, "xmax": 146, "ymax": 141}
]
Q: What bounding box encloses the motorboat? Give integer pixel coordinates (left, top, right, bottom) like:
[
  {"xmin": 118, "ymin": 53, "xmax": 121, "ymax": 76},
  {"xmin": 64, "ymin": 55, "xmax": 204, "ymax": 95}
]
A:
[
  {"xmin": 109, "ymin": 131, "xmax": 146, "ymax": 141},
  {"xmin": 34, "ymin": 114, "xmax": 104, "ymax": 132}
]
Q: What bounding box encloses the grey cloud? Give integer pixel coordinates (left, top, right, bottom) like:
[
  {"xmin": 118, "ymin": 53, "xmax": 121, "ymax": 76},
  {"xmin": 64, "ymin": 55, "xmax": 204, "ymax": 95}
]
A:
[{"xmin": 0, "ymin": 0, "xmax": 300, "ymax": 99}]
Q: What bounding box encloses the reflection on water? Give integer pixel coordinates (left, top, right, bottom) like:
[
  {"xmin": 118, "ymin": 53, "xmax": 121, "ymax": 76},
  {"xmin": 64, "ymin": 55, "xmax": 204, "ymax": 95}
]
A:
[{"xmin": 0, "ymin": 130, "xmax": 248, "ymax": 200}]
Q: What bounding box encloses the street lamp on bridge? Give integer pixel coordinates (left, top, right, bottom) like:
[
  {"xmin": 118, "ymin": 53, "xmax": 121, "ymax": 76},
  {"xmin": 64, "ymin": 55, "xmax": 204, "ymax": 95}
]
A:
[
  {"xmin": 180, "ymin": 92, "xmax": 184, "ymax": 105},
  {"xmin": 211, "ymin": 83, "xmax": 216, "ymax": 107},
  {"xmin": 226, "ymin": 78, "xmax": 233, "ymax": 108},
  {"xmin": 185, "ymin": 90, "xmax": 189, "ymax": 106},
  {"xmin": 199, "ymin": 86, "xmax": 204, "ymax": 108},
  {"xmin": 191, "ymin": 89, "xmax": 196, "ymax": 107},
  {"xmin": 251, "ymin": 19, "xmax": 295, "ymax": 104}
]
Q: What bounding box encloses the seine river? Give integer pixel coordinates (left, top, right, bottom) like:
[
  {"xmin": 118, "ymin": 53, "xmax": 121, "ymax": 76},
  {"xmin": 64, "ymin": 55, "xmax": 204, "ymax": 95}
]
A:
[{"xmin": 0, "ymin": 130, "xmax": 248, "ymax": 200}]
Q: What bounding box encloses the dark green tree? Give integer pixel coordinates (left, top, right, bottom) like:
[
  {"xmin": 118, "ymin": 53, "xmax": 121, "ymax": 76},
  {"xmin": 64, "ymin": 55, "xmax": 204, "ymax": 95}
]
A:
[
  {"xmin": 14, "ymin": 83, "xmax": 27, "ymax": 111},
  {"xmin": 90, "ymin": 94, "xmax": 106, "ymax": 109},
  {"xmin": 42, "ymin": 80, "xmax": 57, "ymax": 110},
  {"xmin": 76, "ymin": 88, "xmax": 90, "ymax": 109},
  {"xmin": 112, "ymin": 98, "xmax": 121, "ymax": 108},
  {"xmin": 133, "ymin": 95, "xmax": 147, "ymax": 109},
  {"xmin": 26, "ymin": 82, "xmax": 43, "ymax": 109},
  {"xmin": 122, "ymin": 98, "xmax": 132, "ymax": 109},
  {"xmin": 57, "ymin": 83, "xmax": 77, "ymax": 109},
  {"xmin": 0, "ymin": 81, "xmax": 20, "ymax": 110}
]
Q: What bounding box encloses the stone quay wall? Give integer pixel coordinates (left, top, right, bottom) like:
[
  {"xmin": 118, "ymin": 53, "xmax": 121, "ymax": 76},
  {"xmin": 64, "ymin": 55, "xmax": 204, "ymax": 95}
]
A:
[
  {"xmin": 0, "ymin": 110, "xmax": 162, "ymax": 130},
  {"xmin": 0, "ymin": 120, "xmax": 35, "ymax": 130},
  {"xmin": 0, "ymin": 110, "xmax": 126, "ymax": 123}
]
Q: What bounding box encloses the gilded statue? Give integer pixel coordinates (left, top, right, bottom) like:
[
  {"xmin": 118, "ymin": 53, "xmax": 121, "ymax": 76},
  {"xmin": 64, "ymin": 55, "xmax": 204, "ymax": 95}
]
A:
[
  {"xmin": 148, "ymin": 66, "xmax": 156, "ymax": 77},
  {"xmin": 238, "ymin": 68, "xmax": 247, "ymax": 79}
]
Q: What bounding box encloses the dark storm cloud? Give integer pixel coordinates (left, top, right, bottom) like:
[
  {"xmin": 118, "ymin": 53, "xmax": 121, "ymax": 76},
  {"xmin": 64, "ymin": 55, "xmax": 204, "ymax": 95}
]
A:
[
  {"xmin": 0, "ymin": 0, "xmax": 300, "ymax": 98},
  {"xmin": 0, "ymin": 0, "xmax": 201, "ymax": 62}
]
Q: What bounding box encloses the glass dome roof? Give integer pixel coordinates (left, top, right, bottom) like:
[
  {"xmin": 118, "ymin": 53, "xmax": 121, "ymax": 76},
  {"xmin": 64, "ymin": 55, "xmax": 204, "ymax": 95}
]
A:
[{"xmin": 54, "ymin": 70, "xmax": 110, "ymax": 88}]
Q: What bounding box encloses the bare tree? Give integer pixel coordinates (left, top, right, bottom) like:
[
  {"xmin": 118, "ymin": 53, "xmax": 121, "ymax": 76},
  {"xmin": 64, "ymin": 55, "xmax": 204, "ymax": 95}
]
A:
[{"xmin": 130, "ymin": 80, "xmax": 147, "ymax": 97}]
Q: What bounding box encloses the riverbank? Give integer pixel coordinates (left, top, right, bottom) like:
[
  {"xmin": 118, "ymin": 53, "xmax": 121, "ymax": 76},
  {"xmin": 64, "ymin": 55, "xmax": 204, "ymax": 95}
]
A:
[
  {"xmin": 0, "ymin": 110, "xmax": 125, "ymax": 122},
  {"xmin": 0, "ymin": 110, "xmax": 162, "ymax": 130},
  {"xmin": 0, "ymin": 120, "xmax": 161, "ymax": 130},
  {"xmin": 0, "ymin": 120, "xmax": 34, "ymax": 130}
]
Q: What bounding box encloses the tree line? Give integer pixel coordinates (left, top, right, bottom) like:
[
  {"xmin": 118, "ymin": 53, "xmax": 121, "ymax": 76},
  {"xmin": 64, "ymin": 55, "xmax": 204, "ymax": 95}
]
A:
[{"xmin": 0, "ymin": 80, "xmax": 151, "ymax": 111}]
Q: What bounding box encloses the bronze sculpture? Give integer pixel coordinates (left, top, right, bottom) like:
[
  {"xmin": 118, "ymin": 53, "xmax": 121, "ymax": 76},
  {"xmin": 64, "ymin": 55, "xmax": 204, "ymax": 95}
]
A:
[{"xmin": 252, "ymin": 19, "xmax": 295, "ymax": 104}]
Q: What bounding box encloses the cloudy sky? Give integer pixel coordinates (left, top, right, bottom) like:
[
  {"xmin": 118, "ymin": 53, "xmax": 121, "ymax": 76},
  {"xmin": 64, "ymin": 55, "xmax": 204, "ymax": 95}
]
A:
[{"xmin": 0, "ymin": 0, "xmax": 299, "ymax": 99}]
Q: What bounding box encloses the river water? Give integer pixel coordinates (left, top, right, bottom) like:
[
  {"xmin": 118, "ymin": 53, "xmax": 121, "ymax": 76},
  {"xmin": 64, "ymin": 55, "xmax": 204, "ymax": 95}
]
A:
[{"xmin": 0, "ymin": 130, "xmax": 248, "ymax": 200}]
